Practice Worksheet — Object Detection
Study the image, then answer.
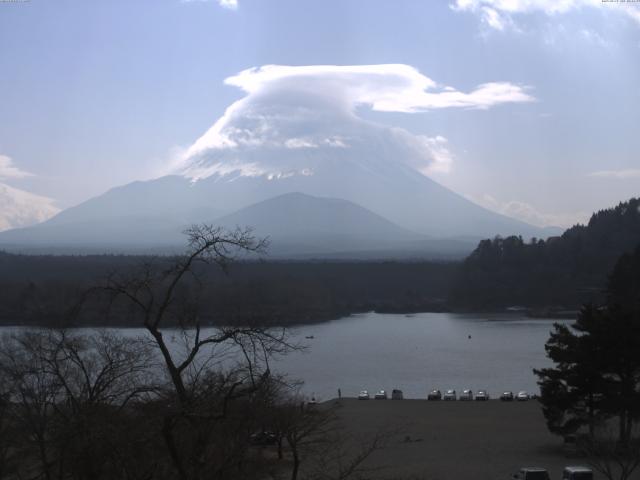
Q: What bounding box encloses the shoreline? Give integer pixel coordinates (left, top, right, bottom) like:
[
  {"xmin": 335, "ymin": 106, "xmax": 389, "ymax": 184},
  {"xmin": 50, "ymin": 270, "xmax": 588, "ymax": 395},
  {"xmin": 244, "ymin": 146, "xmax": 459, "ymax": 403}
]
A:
[{"xmin": 0, "ymin": 307, "xmax": 578, "ymax": 329}]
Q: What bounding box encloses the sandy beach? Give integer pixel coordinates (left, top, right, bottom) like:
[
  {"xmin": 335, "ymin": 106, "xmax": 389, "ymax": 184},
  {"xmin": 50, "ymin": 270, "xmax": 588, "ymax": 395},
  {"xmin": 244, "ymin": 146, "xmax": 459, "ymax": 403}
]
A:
[{"xmin": 329, "ymin": 398, "xmax": 622, "ymax": 480}]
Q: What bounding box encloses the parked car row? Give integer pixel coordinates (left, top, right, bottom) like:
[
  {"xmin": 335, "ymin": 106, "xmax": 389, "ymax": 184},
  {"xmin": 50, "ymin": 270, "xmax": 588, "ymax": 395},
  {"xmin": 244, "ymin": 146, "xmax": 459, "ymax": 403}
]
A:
[
  {"xmin": 512, "ymin": 466, "xmax": 593, "ymax": 480},
  {"xmin": 358, "ymin": 389, "xmax": 402, "ymax": 400},
  {"xmin": 357, "ymin": 389, "xmax": 535, "ymax": 401},
  {"xmin": 502, "ymin": 391, "xmax": 533, "ymax": 401},
  {"xmin": 430, "ymin": 389, "xmax": 531, "ymax": 401},
  {"xmin": 429, "ymin": 389, "xmax": 481, "ymax": 401},
  {"xmin": 358, "ymin": 389, "xmax": 406, "ymax": 400}
]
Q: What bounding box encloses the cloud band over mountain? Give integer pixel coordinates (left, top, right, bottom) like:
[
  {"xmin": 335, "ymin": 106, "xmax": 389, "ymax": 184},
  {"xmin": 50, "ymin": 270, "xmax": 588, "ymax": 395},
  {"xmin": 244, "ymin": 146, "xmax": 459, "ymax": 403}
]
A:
[{"xmin": 178, "ymin": 64, "xmax": 533, "ymax": 181}]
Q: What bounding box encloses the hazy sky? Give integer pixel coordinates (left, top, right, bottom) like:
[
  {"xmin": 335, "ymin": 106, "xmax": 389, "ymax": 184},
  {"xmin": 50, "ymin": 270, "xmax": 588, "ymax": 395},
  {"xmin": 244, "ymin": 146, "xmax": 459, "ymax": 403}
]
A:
[{"xmin": 0, "ymin": 0, "xmax": 639, "ymax": 228}]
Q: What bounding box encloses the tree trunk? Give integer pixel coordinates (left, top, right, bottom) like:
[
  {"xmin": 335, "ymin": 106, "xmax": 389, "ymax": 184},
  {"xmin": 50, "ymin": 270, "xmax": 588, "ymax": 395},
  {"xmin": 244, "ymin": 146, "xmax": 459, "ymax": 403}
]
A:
[
  {"xmin": 588, "ymin": 393, "xmax": 595, "ymax": 437},
  {"xmin": 619, "ymin": 411, "xmax": 630, "ymax": 447},
  {"xmin": 148, "ymin": 328, "xmax": 188, "ymax": 404},
  {"xmin": 162, "ymin": 415, "xmax": 189, "ymax": 480},
  {"xmin": 290, "ymin": 445, "xmax": 299, "ymax": 480}
]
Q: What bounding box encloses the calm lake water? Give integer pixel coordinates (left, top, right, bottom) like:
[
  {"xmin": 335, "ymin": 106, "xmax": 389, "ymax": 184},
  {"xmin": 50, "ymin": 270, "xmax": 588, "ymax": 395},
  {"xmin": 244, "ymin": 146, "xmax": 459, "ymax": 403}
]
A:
[
  {"xmin": 1, "ymin": 312, "xmax": 570, "ymax": 401},
  {"xmin": 276, "ymin": 312, "xmax": 569, "ymax": 400}
]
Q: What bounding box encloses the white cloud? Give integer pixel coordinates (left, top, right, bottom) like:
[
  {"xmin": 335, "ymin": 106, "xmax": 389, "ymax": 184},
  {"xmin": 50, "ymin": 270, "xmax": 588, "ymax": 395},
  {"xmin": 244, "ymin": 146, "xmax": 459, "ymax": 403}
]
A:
[
  {"xmin": 579, "ymin": 28, "xmax": 611, "ymax": 47},
  {"xmin": 472, "ymin": 193, "xmax": 589, "ymax": 228},
  {"xmin": 0, "ymin": 155, "xmax": 33, "ymax": 180},
  {"xmin": 391, "ymin": 132, "xmax": 455, "ymax": 175},
  {"xmin": 178, "ymin": 64, "xmax": 533, "ymax": 181},
  {"xmin": 454, "ymin": 0, "xmax": 598, "ymax": 16},
  {"xmin": 223, "ymin": 64, "xmax": 534, "ymax": 113},
  {"xmin": 283, "ymin": 136, "xmax": 347, "ymax": 149},
  {"xmin": 481, "ymin": 6, "xmax": 508, "ymax": 30},
  {"xmin": 0, "ymin": 182, "xmax": 60, "ymax": 232},
  {"xmin": 181, "ymin": 0, "xmax": 238, "ymax": 9},
  {"xmin": 588, "ymin": 169, "xmax": 640, "ymax": 179},
  {"xmin": 453, "ymin": 0, "xmax": 640, "ymax": 29},
  {"xmin": 627, "ymin": 7, "xmax": 640, "ymax": 24},
  {"xmin": 218, "ymin": 0, "xmax": 238, "ymax": 9}
]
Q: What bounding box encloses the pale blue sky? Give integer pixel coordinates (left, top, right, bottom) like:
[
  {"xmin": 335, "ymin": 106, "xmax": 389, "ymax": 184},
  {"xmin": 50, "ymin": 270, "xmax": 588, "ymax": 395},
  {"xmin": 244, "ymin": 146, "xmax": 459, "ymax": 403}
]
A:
[{"xmin": 0, "ymin": 0, "xmax": 639, "ymax": 227}]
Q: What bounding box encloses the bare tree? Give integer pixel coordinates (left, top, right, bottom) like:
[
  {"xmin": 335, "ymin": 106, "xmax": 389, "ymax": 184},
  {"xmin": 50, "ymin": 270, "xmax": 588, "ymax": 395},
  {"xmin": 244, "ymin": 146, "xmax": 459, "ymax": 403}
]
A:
[
  {"xmin": 263, "ymin": 392, "xmax": 393, "ymax": 480},
  {"xmin": 0, "ymin": 361, "xmax": 18, "ymax": 479},
  {"xmin": 578, "ymin": 423, "xmax": 640, "ymax": 480},
  {"xmin": 280, "ymin": 398, "xmax": 336, "ymax": 480},
  {"xmin": 305, "ymin": 425, "xmax": 394, "ymax": 480},
  {"xmin": 0, "ymin": 331, "xmax": 67, "ymax": 480},
  {"xmin": 101, "ymin": 225, "xmax": 300, "ymax": 480},
  {"xmin": 0, "ymin": 329, "xmax": 157, "ymax": 480}
]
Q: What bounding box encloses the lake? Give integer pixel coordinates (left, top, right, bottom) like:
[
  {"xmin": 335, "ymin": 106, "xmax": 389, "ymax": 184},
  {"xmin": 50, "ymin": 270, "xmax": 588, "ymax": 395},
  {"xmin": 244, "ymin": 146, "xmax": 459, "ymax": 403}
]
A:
[
  {"xmin": 0, "ymin": 312, "xmax": 570, "ymax": 401},
  {"xmin": 276, "ymin": 312, "xmax": 569, "ymax": 400}
]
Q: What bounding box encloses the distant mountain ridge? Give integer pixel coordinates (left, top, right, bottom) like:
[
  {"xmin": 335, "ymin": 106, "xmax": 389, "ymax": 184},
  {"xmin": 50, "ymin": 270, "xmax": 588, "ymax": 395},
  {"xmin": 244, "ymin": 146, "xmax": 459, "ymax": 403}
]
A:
[
  {"xmin": 215, "ymin": 192, "xmax": 417, "ymax": 253},
  {"xmin": 0, "ymin": 192, "xmax": 479, "ymax": 258},
  {"xmin": 0, "ymin": 143, "xmax": 560, "ymax": 256}
]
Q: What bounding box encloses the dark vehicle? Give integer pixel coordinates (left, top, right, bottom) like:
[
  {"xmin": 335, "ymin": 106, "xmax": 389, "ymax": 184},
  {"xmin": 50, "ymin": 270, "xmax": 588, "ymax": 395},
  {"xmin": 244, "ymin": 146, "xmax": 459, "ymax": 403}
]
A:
[
  {"xmin": 512, "ymin": 467, "xmax": 550, "ymax": 480},
  {"xmin": 250, "ymin": 431, "xmax": 277, "ymax": 446},
  {"xmin": 427, "ymin": 389, "xmax": 442, "ymax": 400},
  {"xmin": 562, "ymin": 466, "xmax": 593, "ymax": 480},
  {"xmin": 500, "ymin": 391, "xmax": 514, "ymax": 401},
  {"xmin": 391, "ymin": 389, "xmax": 404, "ymax": 400},
  {"xmin": 443, "ymin": 389, "xmax": 457, "ymax": 401}
]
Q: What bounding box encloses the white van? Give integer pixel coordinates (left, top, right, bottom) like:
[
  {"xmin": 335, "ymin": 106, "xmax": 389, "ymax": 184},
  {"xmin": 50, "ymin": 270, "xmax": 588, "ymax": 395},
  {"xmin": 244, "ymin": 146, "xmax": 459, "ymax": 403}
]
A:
[
  {"xmin": 562, "ymin": 466, "xmax": 593, "ymax": 480},
  {"xmin": 512, "ymin": 467, "xmax": 550, "ymax": 480}
]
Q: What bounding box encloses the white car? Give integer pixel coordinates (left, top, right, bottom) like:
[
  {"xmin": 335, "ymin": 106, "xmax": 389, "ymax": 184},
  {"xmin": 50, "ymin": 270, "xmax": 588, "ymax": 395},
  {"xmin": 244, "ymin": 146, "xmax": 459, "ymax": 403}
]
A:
[
  {"xmin": 562, "ymin": 466, "xmax": 593, "ymax": 480},
  {"xmin": 374, "ymin": 390, "xmax": 387, "ymax": 400},
  {"xmin": 516, "ymin": 391, "xmax": 529, "ymax": 401},
  {"xmin": 459, "ymin": 389, "xmax": 473, "ymax": 401},
  {"xmin": 474, "ymin": 390, "xmax": 489, "ymax": 401},
  {"xmin": 358, "ymin": 390, "xmax": 370, "ymax": 400},
  {"xmin": 512, "ymin": 467, "xmax": 550, "ymax": 480}
]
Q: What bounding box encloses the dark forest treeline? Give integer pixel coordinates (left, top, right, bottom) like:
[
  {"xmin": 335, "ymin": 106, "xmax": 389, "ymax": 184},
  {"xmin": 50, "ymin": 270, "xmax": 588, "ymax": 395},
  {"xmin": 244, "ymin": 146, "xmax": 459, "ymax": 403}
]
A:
[
  {"xmin": 451, "ymin": 197, "xmax": 640, "ymax": 310},
  {"xmin": 0, "ymin": 254, "xmax": 456, "ymax": 327},
  {"xmin": 1, "ymin": 197, "xmax": 639, "ymax": 326}
]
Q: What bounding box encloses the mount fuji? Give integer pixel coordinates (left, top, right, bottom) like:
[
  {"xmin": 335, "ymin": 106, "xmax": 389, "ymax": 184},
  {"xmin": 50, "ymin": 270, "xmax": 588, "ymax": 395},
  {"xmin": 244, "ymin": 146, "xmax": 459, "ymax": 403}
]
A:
[
  {"xmin": 0, "ymin": 163, "xmax": 554, "ymax": 257},
  {"xmin": 0, "ymin": 65, "xmax": 558, "ymax": 256}
]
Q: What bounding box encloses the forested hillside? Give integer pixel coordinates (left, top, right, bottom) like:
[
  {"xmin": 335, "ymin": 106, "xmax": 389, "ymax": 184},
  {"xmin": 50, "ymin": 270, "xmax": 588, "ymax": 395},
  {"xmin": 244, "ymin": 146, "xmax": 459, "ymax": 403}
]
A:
[
  {"xmin": 451, "ymin": 198, "xmax": 640, "ymax": 310},
  {"xmin": 0, "ymin": 254, "xmax": 456, "ymax": 326}
]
